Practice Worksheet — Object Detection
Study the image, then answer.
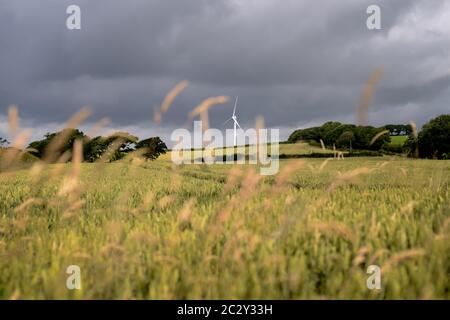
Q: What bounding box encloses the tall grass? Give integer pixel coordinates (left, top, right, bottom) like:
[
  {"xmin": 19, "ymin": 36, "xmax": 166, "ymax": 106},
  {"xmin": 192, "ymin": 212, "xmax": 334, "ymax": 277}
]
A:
[
  {"xmin": 0, "ymin": 156, "xmax": 448, "ymax": 299},
  {"xmin": 0, "ymin": 71, "xmax": 448, "ymax": 299}
]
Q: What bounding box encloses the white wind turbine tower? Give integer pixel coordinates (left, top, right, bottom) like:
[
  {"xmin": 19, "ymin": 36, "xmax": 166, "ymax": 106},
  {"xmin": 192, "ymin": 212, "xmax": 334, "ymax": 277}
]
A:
[{"xmin": 223, "ymin": 96, "xmax": 242, "ymax": 147}]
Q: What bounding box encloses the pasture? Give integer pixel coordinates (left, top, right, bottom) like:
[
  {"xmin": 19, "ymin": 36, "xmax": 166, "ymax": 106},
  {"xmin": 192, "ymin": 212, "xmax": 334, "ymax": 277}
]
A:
[
  {"xmin": 0, "ymin": 155, "xmax": 449, "ymax": 299},
  {"xmin": 389, "ymin": 136, "xmax": 408, "ymax": 146}
]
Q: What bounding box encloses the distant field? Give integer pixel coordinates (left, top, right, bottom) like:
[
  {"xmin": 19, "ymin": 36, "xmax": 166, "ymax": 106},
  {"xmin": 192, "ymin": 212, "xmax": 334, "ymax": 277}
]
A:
[
  {"xmin": 389, "ymin": 135, "xmax": 408, "ymax": 146},
  {"xmin": 0, "ymin": 155, "xmax": 448, "ymax": 299},
  {"xmin": 277, "ymin": 142, "xmax": 337, "ymax": 155},
  {"xmin": 170, "ymin": 142, "xmax": 338, "ymax": 161}
]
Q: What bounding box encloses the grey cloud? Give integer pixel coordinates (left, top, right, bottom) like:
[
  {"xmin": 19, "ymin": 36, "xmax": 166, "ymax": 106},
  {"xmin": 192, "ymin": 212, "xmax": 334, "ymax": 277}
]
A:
[{"xmin": 0, "ymin": 0, "xmax": 449, "ymax": 143}]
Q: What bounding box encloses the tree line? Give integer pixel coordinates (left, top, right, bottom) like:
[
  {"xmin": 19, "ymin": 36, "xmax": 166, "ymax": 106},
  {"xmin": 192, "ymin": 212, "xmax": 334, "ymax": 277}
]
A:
[
  {"xmin": 1, "ymin": 129, "xmax": 168, "ymax": 163},
  {"xmin": 403, "ymin": 114, "xmax": 450, "ymax": 160},
  {"xmin": 1, "ymin": 114, "xmax": 449, "ymax": 161},
  {"xmin": 288, "ymin": 121, "xmax": 391, "ymax": 151},
  {"xmin": 288, "ymin": 114, "xmax": 450, "ymax": 159}
]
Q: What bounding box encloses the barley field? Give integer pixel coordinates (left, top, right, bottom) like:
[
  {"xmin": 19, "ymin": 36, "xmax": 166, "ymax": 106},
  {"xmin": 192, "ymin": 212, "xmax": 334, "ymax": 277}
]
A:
[{"xmin": 0, "ymin": 155, "xmax": 449, "ymax": 299}]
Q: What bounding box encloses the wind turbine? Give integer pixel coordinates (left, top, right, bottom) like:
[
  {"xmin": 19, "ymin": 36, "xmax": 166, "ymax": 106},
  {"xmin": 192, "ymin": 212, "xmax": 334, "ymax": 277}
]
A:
[{"xmin": 223, "ymin": 96, "xmax": 241, "ymax": 146}]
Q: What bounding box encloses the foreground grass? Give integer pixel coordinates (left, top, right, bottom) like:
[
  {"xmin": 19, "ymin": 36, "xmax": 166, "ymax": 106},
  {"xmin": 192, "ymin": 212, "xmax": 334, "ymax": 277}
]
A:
[{"xmin": 0, "ymin": 157, "xmax": 449, "ymax": 299}]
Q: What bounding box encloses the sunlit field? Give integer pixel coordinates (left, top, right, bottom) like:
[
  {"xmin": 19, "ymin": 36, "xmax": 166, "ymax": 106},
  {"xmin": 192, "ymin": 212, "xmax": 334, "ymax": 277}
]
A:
[
  {"xmin": 0, "ymin": 155, "xmax": 448, "ymax": 299},
  {"xmin": 219, "ymin": 142, "xmax": 333, "ymax": 155},
  {"xmin": 389, "ymin": 136, "xmax": 408, "ymax": 146}
]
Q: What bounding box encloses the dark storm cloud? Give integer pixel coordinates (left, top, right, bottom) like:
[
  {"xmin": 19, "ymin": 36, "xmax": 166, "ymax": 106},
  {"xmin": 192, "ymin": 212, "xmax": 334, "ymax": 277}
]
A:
[{"xmin": 0, "ymin": 0, "xmax": 449, "ymax": 142}]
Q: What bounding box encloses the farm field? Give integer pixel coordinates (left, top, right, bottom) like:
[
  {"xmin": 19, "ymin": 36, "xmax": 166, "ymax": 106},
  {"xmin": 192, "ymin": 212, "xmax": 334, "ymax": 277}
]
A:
[
  {"xmin": 180, "ymin": 142, "xmax": 334, "ymax": 159},
  {"xmin": 389, "ymin": 136, "xmax": 408, "ymax": 146},
  {"xmin": 0, "ymin": 156, "xmax": 448, "ymax": 299},
  {"xmin": 230, "ymin": 142, "xmax": 333, "ymax": 155}
]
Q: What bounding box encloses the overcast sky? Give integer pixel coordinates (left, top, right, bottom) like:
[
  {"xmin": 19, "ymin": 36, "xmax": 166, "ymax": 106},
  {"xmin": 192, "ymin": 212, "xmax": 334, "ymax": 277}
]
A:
[{"xmin": 0, "ymin": 0, "xmax": 449, "ymax": 145}]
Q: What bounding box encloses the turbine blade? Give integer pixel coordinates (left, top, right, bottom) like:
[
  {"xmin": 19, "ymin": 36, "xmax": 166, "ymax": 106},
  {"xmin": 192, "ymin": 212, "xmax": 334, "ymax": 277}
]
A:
[
  {"xmin": 234, "ymin": 119, "xmax": 242, "ymax": 129},
  {"xmin": 222, "ymin": 117, "xmax": 233, "ymax": 126},
  {"xmin": 233, "ymin": 96, "xmax": 238, "ymax": 116}
]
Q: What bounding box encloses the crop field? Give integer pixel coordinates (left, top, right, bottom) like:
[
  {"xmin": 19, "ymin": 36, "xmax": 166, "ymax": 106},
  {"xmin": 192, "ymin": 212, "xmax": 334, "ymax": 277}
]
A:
[
  {"xmin": 183, "ymin": 142, "xmax": 333, "ymax": 161},
  {"xmin": 389, "ymin": 136, "xmax": 408, "ymax": 146},
  {"xmin": 0, "ymin": 155, "xmax": 448, "ymax": 299},
  {"xmin": 219, "ymin": 142, "xmax": 333, "ymax": 155}
]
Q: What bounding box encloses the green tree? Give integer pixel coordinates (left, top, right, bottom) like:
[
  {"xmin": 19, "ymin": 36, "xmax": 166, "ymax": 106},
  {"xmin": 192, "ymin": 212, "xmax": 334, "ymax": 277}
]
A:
[
  {"xmin": 323, "ymin": 124, "xmax": 355, "ymax": 146},
  {"xmin": 343, "ymin": 126, "xmax": 387, "ymax": 150},
  {"xmin": 83, "ymin": 136, "xmax": 108, "ymax": 162},
  {"xmin": 27, "ymin": 128, "xmax": 86, "ymax": 160},
  {"xmin": 417, "ymin": 114, "xmax": 450, "ymax": 159},
  {"xmin": 288, "ymin": 122, "xmax": 390, "ymax": 151},
  {"xmin": 288, "ymin": 126, "xmax": 321, "ymax": 143},
  {"xmin": 336, "ymin": 130, "xmax": 355, "ymax": 151},
  {"xmin": 319, "ymin": 122, "xmax": 343, "ymax": 145},
  {"xmin": 404, "ymin": 135, "xmax": 419, "ymax": 158},
  {"xmin": 135, "ymin": 137, "xmax": 168, "ymax": 160},
  {"xmin": 84, "ymin": 132, "xmax": 138, "ymax": 162}
]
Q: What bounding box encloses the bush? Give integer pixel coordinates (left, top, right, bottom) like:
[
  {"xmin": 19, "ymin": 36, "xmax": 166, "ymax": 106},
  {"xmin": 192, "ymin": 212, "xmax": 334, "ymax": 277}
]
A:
[
  {"xmin": 382, "ymin": 144, "xmax": 403, "ymax": 154},
  {"xmin": 417, "ymin": 114, "xmax": 450, "ymax": 159},
  {"xmin": 135, "ymin": 137, "xmax": 168, "ymax": 161}
]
